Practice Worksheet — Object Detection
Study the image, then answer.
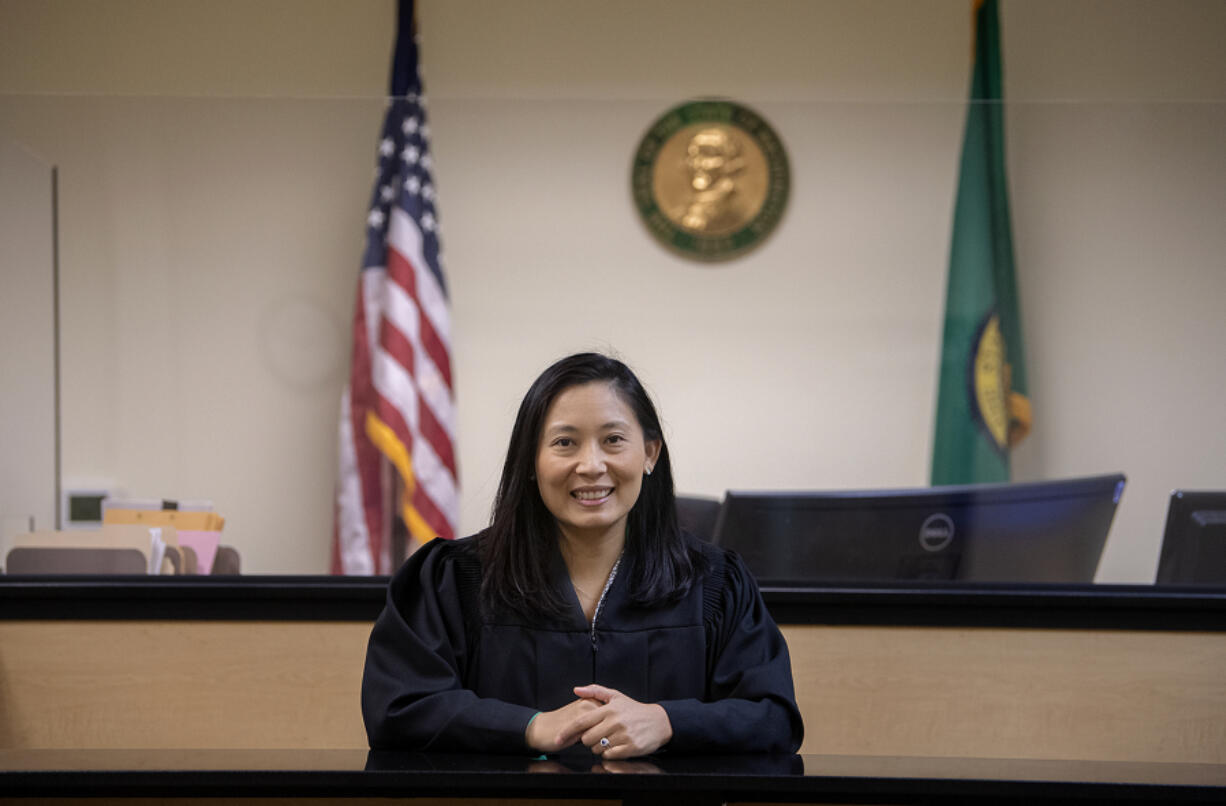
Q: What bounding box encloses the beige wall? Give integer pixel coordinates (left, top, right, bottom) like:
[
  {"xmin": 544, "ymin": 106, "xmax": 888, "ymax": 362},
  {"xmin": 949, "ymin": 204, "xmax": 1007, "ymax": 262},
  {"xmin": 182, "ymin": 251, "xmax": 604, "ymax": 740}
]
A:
[
  {"xmin": 1, "ymin": 0, "xmax": 1223, "ymax": 577},
  {"xmin": 0, "ymin": 0, "xmax": 393, "ymax": 574},
  {"xmin": 0, "ymin": 139, "xmax": 57, "ymax": 555}
]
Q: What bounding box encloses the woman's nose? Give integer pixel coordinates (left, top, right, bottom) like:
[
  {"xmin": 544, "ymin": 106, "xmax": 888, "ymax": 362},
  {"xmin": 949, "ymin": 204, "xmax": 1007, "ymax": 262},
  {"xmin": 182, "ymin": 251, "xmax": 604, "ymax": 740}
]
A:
[{"xmin": 575, "ymin": 442, "xmax": 607, "ymax": 474}]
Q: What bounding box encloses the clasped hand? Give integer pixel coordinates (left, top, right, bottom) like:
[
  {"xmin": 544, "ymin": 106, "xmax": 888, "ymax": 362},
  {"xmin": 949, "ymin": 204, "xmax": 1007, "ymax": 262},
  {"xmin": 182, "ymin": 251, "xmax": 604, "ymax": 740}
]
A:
[{"xmin": 524, "ymin": 684, "xmax": 673, "ymax": 759}]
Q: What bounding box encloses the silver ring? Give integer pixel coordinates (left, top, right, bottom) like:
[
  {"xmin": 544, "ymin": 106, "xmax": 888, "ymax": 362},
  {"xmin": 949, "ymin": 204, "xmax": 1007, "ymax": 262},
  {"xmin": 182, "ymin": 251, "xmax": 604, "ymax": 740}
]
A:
[{"xmin": 599, "ymin": 737, "xmax": 610, "ymax": 748}]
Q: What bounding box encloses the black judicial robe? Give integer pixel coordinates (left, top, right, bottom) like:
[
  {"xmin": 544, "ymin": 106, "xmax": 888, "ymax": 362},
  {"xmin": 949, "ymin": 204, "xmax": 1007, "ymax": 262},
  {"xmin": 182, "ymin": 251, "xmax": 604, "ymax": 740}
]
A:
[{"xmin": 361, "ymin": 533, "xmax": 803, "ymax": 754}]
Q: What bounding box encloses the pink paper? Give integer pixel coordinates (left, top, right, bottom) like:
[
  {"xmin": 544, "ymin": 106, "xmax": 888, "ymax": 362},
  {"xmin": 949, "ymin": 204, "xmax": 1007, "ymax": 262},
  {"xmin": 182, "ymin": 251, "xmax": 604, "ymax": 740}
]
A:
[{"xmin": 177, "ymin": 530, "xmax": 222, "ymax": 574}]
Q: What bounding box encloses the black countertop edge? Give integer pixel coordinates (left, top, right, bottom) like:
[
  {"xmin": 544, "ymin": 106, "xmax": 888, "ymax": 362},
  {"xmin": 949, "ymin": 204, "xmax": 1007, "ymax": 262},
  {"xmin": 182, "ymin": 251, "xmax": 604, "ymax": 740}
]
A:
[
  {"xmin": 763, "ymin": 583, "xmax": 1226, "ymax": 630},
  {"xmin": 1, "ymin": 576, "xmax": 1225, "ymax": 630},
  {"xmin": 1, "ymin": 769, "xmax": 1223, "ymax": 803}
]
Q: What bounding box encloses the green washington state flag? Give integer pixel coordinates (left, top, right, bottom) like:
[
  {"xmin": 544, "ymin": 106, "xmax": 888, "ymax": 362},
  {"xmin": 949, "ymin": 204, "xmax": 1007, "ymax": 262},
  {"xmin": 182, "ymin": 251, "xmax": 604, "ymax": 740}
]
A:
[{"xmin": 931, "ymin": 0, "xmax": 1031, "ymax": 485}]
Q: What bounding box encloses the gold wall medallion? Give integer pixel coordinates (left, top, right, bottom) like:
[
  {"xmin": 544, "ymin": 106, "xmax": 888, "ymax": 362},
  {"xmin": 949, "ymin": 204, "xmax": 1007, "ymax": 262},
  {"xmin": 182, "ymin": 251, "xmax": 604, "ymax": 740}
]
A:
[{"xmin": 631, "ymin": 100, "xmax": 790, "ymax": 262}]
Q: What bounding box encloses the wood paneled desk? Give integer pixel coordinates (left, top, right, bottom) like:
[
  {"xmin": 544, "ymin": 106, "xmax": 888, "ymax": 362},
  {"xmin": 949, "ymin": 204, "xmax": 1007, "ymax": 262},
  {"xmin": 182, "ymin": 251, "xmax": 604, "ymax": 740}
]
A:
[
  {"xmin": 2, "ymin": 577, "xmax": 1226, "ymax": 769},
  {"xmin": 2, "ymin": 749, "xmax": 1226, "ymax": 804}
]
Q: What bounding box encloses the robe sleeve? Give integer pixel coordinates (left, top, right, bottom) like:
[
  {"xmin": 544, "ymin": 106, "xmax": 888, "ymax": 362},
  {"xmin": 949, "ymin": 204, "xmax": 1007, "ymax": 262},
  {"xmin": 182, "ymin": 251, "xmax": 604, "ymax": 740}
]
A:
[
  {"xmin": 361, "ymin": 537, "xmax": 538, "ymax": 752},
  {"xmin": 657, "ymin": 550, "xmax": 804, "ymax": 753}
]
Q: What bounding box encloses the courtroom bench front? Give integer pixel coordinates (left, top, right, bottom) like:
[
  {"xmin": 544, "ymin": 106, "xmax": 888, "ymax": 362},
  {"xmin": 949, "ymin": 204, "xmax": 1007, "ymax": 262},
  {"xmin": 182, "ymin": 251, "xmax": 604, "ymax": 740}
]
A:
[{"xmin": 1, "ymin": 576, "xmax": 1224, "ymax": 762}]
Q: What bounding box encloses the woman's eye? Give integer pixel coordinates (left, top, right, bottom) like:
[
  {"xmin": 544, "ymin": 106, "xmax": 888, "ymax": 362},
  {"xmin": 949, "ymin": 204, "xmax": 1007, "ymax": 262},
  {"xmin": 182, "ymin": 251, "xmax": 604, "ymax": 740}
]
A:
[
  {"xmin": 606, "ymin": 434, "xmax": 626, "ymax": 444},
  {"xmin": 553, "ymin": 437, "xmax": 573, "ymax": 448}
]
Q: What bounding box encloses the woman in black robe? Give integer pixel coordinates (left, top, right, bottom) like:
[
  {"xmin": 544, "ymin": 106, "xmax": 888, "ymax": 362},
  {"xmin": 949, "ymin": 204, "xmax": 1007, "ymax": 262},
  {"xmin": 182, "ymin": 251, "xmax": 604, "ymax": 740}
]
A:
[{"xmin": 362, "ymin": 353, "xmax": 803, "ymax": 757}]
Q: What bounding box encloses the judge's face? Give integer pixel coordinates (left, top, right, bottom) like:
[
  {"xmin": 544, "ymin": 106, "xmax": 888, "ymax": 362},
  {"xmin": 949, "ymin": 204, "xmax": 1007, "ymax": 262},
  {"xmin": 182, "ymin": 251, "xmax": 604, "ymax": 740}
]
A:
[{"xmin": 535, "ymin": 381, "xmax": 661, "ymax": 545}]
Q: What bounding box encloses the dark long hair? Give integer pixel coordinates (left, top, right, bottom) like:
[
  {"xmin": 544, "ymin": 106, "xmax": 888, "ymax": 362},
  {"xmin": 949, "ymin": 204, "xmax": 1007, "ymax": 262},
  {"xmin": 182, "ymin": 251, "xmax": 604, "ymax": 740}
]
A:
[{"xmin": 479, "ymin": 353, "xmax": 705, "ymax": 621}]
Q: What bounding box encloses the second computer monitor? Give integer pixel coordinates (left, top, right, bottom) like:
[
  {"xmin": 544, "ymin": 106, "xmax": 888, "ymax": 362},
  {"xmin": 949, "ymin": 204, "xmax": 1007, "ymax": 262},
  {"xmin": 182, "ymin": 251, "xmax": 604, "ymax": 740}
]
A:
[{"xmin": 1156, "ymin": 490, "xmax": 1226, "ymax": 585}]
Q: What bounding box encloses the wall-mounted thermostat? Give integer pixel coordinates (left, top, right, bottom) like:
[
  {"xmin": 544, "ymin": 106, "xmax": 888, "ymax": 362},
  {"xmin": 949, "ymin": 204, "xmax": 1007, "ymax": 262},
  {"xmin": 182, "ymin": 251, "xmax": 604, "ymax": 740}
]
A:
[{"xmin": 61, "ymin": 488, "xmax": 112, "ymax": 530}]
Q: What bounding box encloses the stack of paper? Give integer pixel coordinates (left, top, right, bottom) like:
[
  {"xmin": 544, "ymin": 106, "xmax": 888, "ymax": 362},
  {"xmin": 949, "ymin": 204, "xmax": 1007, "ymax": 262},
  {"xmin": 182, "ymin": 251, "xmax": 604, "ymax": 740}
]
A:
[{"xmin": 103, "ymin": 499, "xmax": 227, "ymax": 573}]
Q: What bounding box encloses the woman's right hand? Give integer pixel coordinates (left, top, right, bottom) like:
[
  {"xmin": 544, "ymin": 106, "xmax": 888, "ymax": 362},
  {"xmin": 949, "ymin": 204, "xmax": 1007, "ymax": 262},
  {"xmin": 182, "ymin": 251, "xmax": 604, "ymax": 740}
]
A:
[{"xmin": 525, "ymin": 698, "xmax": 602, "ymax": 753}]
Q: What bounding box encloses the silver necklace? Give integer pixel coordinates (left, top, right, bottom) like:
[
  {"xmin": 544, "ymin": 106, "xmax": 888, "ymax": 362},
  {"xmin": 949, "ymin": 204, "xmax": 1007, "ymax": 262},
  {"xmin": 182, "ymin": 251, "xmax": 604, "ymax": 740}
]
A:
[{"xmin": 589, "ymin": 551, "xmax": 623, "ymax": 644}]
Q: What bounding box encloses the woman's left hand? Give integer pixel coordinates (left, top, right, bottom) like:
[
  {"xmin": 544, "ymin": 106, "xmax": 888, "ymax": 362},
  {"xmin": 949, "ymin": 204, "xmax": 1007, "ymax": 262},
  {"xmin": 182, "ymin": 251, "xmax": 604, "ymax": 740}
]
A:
[{"xmin": 560, "ymin": 684, "xmax": 674, "ymax": 759}]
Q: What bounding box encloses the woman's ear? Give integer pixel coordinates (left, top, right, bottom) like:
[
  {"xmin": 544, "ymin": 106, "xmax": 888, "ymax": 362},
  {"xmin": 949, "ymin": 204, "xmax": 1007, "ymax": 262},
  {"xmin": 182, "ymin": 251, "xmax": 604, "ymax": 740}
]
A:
[{"xmin": 644, "ymin": 440, "xmax": 662, "ymax": 474}]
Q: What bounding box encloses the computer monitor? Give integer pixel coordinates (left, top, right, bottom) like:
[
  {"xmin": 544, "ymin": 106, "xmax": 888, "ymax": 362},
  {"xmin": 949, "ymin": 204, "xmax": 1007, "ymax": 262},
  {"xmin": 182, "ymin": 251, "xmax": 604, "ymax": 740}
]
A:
[
  {"xmin": 1156, "ymin": 491, "xmax": 1226, "ymax": 584},
  {"xmin": 711, "ymin": 474, "xmax": 1126, "ymax": 584}
]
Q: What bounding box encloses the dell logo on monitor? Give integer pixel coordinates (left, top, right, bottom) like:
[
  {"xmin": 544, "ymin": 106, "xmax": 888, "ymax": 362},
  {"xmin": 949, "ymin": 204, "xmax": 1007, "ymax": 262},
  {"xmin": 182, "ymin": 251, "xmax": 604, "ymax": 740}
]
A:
[{"xmin": 919, "ymin": 514, "xmax": 955, "ymax": 552}]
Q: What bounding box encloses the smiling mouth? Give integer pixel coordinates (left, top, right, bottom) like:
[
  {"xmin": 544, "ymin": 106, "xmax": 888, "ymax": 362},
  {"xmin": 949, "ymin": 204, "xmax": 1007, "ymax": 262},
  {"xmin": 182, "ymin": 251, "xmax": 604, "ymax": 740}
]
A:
[{"xmin": 572, "ymin": 488, "xmax": 613, "ymax": 501}]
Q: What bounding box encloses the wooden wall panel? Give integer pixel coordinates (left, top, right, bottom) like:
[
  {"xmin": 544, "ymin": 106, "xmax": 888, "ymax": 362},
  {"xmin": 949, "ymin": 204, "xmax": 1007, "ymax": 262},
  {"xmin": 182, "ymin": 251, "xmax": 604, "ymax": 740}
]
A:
[
  {"xmin": 783, "ymin": 624, "xmax": 1226, "ymax": 764},
  {"xmin": 2, "ymin": 620, "xmax": 1224, "ymax": 763},
  {"xmin": 0, "ymin": 621, "xmax": 370, "ymax": 750}
]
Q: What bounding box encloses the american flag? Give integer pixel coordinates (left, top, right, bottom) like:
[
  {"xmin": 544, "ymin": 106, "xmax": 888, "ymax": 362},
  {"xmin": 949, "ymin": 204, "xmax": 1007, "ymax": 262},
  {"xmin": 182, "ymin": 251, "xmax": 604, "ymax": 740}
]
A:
[{"xmin": 334, "ymin": 0, "xmax": 457, "ymax": 575}]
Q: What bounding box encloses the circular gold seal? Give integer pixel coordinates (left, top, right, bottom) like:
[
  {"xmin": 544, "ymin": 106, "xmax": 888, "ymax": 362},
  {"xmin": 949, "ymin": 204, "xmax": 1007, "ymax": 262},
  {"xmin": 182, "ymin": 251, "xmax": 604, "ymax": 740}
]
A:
[{"xmin": 632, "ymin": 100, "xmax": 789, "ymax": 261}]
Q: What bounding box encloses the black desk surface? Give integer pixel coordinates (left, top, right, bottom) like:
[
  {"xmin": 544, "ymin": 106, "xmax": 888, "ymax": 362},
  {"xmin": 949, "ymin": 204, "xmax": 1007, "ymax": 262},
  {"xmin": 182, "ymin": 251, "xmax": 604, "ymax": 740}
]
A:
[
  {"xmin": 4, "ymin": 575, "xmax": 1226, "ymax": 630},
  {"xmin": 3, "ymin": 750, "xmax": 1225, "ymax": 804}
]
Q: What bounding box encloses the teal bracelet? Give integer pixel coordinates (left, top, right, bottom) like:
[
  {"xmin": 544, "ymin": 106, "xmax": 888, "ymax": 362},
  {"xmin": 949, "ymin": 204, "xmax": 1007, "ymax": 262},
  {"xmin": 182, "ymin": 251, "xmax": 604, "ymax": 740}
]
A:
[{"xmin": 526, "ymin": 714, "xmax": 546, "ymax": 759}]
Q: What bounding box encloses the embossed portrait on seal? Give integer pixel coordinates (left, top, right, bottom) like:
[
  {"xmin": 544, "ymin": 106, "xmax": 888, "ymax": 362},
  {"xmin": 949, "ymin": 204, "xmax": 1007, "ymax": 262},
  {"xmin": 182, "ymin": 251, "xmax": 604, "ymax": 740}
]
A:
[{"xmin": 632, "ymin": 100, "xmax": 789, "ymax": 262}]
